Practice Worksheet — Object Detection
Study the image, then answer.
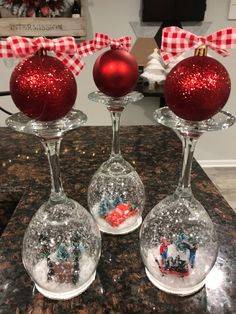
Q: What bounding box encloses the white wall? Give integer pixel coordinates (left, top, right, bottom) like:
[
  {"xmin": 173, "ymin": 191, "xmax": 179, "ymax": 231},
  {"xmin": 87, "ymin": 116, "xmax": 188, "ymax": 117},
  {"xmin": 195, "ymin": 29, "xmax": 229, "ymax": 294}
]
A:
[
  {"xmin": 0, "ymin": 0, "xmax": 236, "ymax": 164},
  {"xmin": 192, "ymin": 0, "xmax": 236, "ymax": 165}
]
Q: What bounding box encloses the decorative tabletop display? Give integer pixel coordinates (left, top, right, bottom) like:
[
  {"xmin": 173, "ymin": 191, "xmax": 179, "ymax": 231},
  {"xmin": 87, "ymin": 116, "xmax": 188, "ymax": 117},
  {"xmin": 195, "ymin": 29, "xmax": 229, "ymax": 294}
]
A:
[
  {"xmin": 0, "ymin": 0, "xmax": 72, "ymax": 17},
  {"xmin": 87, "ymin": 34, "xmax": 145, "ymax": 234},
  {"xmin": 140, "ymin": 48, "xmax": 183, "ymax": 90},
  {"xmin": 3, "ymin": 36, "xmax": 101, "ymax": 300},
  {"xmin": 140, "ymin": 27, "xmax": 236, "ymax": 296}
]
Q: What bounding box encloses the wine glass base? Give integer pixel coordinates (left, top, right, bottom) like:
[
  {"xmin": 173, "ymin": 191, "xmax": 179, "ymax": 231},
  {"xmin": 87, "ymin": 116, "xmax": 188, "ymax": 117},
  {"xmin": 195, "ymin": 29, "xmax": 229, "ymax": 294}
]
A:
[
  {"xmin": 35, "ymin": 271, "xmax": 96, "ymax": 300},
  {"xmin": 145, "ymin": 268, "xmax": 205, "ymax": 296},
  {"xmin": 98, "ymin": 216, "xmax": 142, "ymax": 235},
  {"xmin": 154, "ymin": 107, "xmax": 235, "ymax": 135}
]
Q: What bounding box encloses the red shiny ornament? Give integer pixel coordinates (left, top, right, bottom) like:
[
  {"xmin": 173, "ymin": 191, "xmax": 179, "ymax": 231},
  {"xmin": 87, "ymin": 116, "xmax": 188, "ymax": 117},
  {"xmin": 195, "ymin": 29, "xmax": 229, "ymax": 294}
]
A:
[
  {"xmin": 164, "ymin": 56, "xmax": 231, "ymax": 121},
  {"xmin": 93, "ymin": 48, "xmax": 139, "ymax": 97},
  {"xmin": 10, "ymin": 54, "xmax": 77, "ymax": 121}
]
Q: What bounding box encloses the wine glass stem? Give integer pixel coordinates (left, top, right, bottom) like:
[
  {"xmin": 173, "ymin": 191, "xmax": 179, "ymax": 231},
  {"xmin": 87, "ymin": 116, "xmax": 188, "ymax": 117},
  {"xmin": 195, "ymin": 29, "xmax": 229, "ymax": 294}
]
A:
[
  {"xmin": 176, "ymin": 134, "xmax": 199, "ymax": 197},
  {"xmin": 110, "ymin": 109, "xmax": 122, "ymax": 157},
  {"xmin": 41, "ymin": 138, "xmax": 65, "ymax": 202}
]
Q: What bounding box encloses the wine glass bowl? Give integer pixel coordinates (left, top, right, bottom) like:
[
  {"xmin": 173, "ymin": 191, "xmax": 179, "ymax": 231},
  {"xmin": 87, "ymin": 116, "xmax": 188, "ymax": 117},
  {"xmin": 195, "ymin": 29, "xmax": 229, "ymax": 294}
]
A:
[
  {"xmin": 22, "ymin": 197, "xmax": 101, "ymax": 300},
  {"xmin": 140, "ymin": 192, "xmax": 218, "ymax": 296},
  {"xmin": 88, "ymin": 155, "xmax": 145, "ymax": 234}
]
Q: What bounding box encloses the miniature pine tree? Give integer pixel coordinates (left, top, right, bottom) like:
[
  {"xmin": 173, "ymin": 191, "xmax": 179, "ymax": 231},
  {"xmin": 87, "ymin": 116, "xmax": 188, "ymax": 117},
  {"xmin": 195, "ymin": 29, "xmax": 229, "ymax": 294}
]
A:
[
  {"xmin": 57, "ymin": 244, "xmax": 70, "ymax": 261},
  {"xmin": 141, "ymin": 48, "xmax": 184, "ymax": 90},
  {"xmin": 140, "ymin": 48, "xmax": 166, "ymax": 89},
  {"xmin": 72, "ymin": 233, "xmax": 81, "ymax": 285},
  {"xmin": 129, "ymin": 204, "xmax": 138, "ymax": 211},
  {"xmin": 174, "ymin": 233, "xmax": 192, "ymax": 252},
  {"xmin": 98, "ymin": 197, "xmax": 111, "ymax": 217},
  {"xmin": 112, "ymin": 194, "xmax": 123, "ymax": 207}
]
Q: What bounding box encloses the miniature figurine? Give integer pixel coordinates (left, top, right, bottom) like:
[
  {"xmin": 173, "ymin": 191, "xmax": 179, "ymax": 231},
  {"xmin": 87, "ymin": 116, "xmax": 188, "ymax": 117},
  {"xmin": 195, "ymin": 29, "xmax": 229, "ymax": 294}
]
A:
[
  {"xmin": 98, "ymin": 193, "xmax": 139, "ymax": 227},
  {"xmin": 159, "ymin": 237, "xmax": 171, "ymax": 266},
  {"xmin": 105, "ymin": 203, "xmax": 139, "ymax": 227},
  {"xmin": 156, "ymin": 237, "xmax": 190, "ymax": 277},
  {"xmin": 185, "ymin": 242, "xmax": 198, "ymax": 268}
]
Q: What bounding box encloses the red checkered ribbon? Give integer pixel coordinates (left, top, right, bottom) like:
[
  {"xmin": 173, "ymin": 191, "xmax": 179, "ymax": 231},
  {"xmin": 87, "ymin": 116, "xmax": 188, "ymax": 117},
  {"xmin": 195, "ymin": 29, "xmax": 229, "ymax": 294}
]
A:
[
  {"xmin": 160, "ymin": 26, "xmax": 236, "ymax": 64},
  {"xmin": 76, "ymin": 33, "xmax": 131, "ymax": 56},
  {"xmin": 0, "ymin": 33, "xmax": 132, "ymax": 74},
  {"xmin": 0, "ymin": 36, "xmax": 84, "ymax": 75},
  {"xmin": 92, "ymin": 33, "xmax": 131, "ymax": 50}
]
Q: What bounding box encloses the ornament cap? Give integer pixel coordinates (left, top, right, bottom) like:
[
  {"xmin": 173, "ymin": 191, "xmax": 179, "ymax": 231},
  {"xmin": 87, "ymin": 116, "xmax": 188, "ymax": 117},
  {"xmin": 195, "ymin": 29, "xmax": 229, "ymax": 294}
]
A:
[
  {"xmin": 110, "ymin": 45, "xmax": 122, "ymax": 50},
  {"xmin": 194, "ymin": 45, "xmax": 208, "ymax": 56},
  {"xmin": 36, "ymin": 48, "xmax": 47, "ymax": 56}
]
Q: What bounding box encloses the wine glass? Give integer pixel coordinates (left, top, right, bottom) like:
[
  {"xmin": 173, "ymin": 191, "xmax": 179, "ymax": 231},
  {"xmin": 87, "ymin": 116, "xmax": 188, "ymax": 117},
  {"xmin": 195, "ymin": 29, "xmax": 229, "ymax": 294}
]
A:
[
  {"xmin": 140, "ymin": 107, "xmax": 235, "ymax": 296},
  {"xmin": 87, "ymin": 91, "xmax": 145, "ymax": 235},
  {"xmin": 6, "ymin": 110, "xmax": 101, "ymax": 300}
]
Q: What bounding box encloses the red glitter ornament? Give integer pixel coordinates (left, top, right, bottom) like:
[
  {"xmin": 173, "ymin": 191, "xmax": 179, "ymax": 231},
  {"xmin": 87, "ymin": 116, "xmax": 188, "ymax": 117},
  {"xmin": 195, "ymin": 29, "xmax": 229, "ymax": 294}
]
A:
[
  {"xmin": 164, "ymin": 54, "xmax": 231, "ymax": 121},
  {"xmin": 93, "ymin": 48, "xmax": 139, "ymax": 97},
  {"xmin": 10, "ymin": 54, "xmax": 77, "ymax": 121}
]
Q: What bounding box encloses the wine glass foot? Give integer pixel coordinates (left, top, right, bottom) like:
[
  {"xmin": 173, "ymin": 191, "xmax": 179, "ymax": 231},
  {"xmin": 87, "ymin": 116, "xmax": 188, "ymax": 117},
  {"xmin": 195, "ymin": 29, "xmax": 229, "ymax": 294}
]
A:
[
  {"xmin": 145, "ymin": 268, "xmax": 205, "ymax": 296},
  {"xmin": 35, "ymin": 271, "xmax": 96, "ymax": 300}
]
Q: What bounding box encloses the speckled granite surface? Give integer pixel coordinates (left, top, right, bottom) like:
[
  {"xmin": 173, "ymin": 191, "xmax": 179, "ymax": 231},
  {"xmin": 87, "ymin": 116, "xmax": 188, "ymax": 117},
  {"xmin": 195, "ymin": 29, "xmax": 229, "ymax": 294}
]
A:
[{"xmin": 0, "ymin": 125, "xmax": 235, "ymax": 314}]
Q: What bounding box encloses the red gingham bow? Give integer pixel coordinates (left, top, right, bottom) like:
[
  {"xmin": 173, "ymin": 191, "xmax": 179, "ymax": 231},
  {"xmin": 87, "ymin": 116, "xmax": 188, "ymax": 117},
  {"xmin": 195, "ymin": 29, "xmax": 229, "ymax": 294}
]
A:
[
  {"xmin": 75, "ymin": 33, "xmax": 131, "ymax": 56},
  {"xmin": 160, "ymin": 26, "xmax": 236, "ymax": 64},
  {"xmin": 0, "ymin": 36, "xmax": 84, "ymax": 75},
  {"xmin": 0, "ymin": 33, "xmax": 132, "ymax": 74},
  {"xmin": 92, "ymin": 33, "xmax": 131, "ymax": 50}
]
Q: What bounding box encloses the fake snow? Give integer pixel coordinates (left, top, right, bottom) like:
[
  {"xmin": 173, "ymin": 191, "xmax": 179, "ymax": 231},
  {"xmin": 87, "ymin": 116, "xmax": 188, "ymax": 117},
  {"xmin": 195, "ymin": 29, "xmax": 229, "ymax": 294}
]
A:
[
  {"xmin": 32, "ymin": 253, "xmax": 96, "ymax": 293},
  {"xmin": 91, "ymin": 203, "xmax": 141, "ymax": 234},
  {"xmin": 145, "ymin": 244, "xmax": 212, "ymax": 289}
]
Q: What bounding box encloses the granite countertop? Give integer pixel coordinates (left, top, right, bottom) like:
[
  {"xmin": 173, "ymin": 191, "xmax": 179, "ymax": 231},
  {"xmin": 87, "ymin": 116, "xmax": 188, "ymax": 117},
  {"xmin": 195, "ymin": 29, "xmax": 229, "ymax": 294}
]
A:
[{"xmin": 0, "ymin": 125, "xmax": 235, "ymax": 314}]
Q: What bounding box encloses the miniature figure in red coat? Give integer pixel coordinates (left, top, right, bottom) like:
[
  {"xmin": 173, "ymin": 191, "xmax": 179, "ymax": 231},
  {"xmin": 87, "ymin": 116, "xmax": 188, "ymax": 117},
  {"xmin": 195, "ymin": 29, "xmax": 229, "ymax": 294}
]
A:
[{"xmin": 160, "ymin": 238, "xmax": 171, "ymax": 266}]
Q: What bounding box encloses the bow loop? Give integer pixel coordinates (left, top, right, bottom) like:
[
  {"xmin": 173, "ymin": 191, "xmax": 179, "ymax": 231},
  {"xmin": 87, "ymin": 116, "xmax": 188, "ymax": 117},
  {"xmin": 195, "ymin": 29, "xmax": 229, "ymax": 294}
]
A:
[
  {"xmin": 92, "ymin": 33, "xmax": 131, "ymax": 51},
  {"xmin": 7, "ymin": 36, "xmax": 36, "ymax": 57},
  {"xmin": 75, "ymin": 33, "xmax": 131, "ymax": 60},
  {"xmin": 160, "ymin": 26, "xmax": 236, "ymax": 64},
  {"xmin": 3, "ymin": 36, "xmax": 82, "ymax": 75},
  {"xmin": 7, "ymin": 36, "xmax": 77, "ymax": 57}
]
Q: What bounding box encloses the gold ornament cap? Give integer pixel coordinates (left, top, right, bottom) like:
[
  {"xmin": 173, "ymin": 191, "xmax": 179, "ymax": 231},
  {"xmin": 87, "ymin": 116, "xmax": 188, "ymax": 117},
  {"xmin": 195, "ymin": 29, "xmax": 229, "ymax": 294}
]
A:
[{"xmin": 194, "ymin": 45, "xmax": 208, "ymax": 56}]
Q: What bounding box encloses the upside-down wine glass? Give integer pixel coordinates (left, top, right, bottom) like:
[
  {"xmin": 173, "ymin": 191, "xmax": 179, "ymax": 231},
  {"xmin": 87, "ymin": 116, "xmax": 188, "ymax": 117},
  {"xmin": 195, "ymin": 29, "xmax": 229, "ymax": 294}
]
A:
[
  {"xmin": 87, "ymin": 91, "xmax": 145, "ymax": 235},
  {"xmin": 140, "ymin": 107, "xmax": 235, "ymax": 296},
  {"xmin": 6, "ymin": 110, "xmax": 101, "ymax": 300}
]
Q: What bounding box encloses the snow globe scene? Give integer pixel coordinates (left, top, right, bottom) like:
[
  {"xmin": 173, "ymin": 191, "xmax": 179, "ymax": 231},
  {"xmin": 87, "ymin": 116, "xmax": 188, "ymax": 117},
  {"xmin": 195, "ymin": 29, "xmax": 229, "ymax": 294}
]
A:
[
  {"xmin": 88, "ymin": 160, "xmax": 145, "ymax": 235},
  {"xmin": 22, "ymin": 198, "xmax": 101, "ymax": 300},
  {"xmin": 139, "ymin": 194, "xmax": 218, "ymax": 296}
]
